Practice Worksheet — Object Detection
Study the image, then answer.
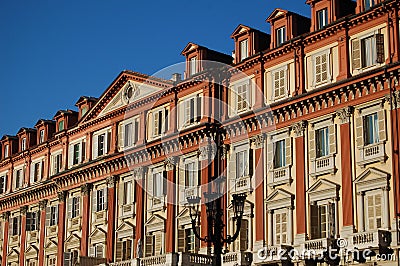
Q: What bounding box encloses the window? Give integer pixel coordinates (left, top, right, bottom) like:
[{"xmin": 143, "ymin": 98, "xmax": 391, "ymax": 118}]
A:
[
  {"xmin": 69, "ymin": 140, "xmax": 85, "ymax": 166},
  {"xmin": 0, "ymin": 175, "xmax": 6, "ymax": 193},
  {"xmin": 240, "ymin": 39, "xmax": 249, "ymax": 61},
  {"xmin": 73, "ymin": 144, "xmax": 80, "ymax": 165},
  {"xmin": 122, "ymin": 239, "xmax": 133, "ymax": 260},
  {"xmin": 64, "ymin": 250, "xmax": 79, "ymax": 266},
  {"xmin": 310, "ymin": 203, "xmax": 335, "ymax": 239},
  {"xmin": 236, "ymin": 83, "xmax": 249, "ymax": 112},
  {"xmin": 352, "ymin": 34, "xmax": 384, "ymax": 70},
  {"xmin": 33, "ymin": 162, "xmax": 41, "ymax": 183},
  {"xmin": 317, "ymin": 8, "xmax": 328, "ymax": 30},
  {"xmin": 145, "ymin": 232, "xmax": 163, "ymax": 257},
  {"xmin": 52, "ymin": 153, "xmax": 62, "ymax": 175},
  {"xmin": 235, "ymin": 219, "xmax": 249, "ymax": 251},
  {"xmin": 48, "ymin": 256, "xmax": 56, "ymax": 266},
  {"xmin": 46, "ymin": 205, "xmax": 58, "ymax": 226},
  {"xmin": 9, "ymin": 216, "xmax": 20, "ymax": 236},
  {"xmin": 190, "ymin": 56, "xmax": 198, "ymax": 76},
  {"xmin": 81, "ymin": 107, "xmax": 88, "ymax": 117},
  {"xmin": 123, "ymin": 181, "xmax": 133, "ymax": 205},
  {"xmin": 365, "ymin": 191, "xmax": 382, "ymax": 230},
  {"xmin": 364, "ymin": 0, "xmax": 374, "ymax": 10},
  {"xmin": 21, "ymin": 138, "xmax": 26, "ymax": 151},
  {"xmin": 39, "ymin": 130, "xmax": 45, "ymax": 144},
  {"xmin": 120, "ymin": 119, "xmax": 139, "ymax": 149},
  {"xmin": 274, "ymin": 210, "xmax": 288, "ymax": 245},
  {"xmin": 124, "ymin": 123, "xmax": 133, "ymax": 147},
  {"xmin": 185, "ymin": 229, "xmax": 197, "ymax": 253},
  {"xmin": 26, "ymin": 211, "xmax": 39, "ymax": 231},
  {"xmin": 89, "ymin": 244, "xmax": 104, "ymax": 258},
  {"xmin": 93, "ymin": 188, "xmax": 107, "ymax": 212},
  {"xmin": 185, "ymin": 162, "xmax": 197, "ymax": 187},
  {"xmin": 14, "ymin": 169, "xmax": 23, "ymax": 189},
  {"xmin": 93, "ymin": 130, "xmax": 112, "ymax": 158},
  {"xmin": 152, "ymin": 108, "xmax": 168, "ymax": 137},
  {"xmin": 58, "ymin": 121, "xmax": 64, "ymax": 131},
  {"xmin": 314, "ymin": 52, "xmax": 330, "ymax": 86},
  {"xmin": 182, "ymin": 95, "xmax": 201, "ymax": 126},
  {"xmin": 236, "ymin": 150, "xmax": 248, "ymax": 178},
  {"xmin": 28, "ymin": 260, "xmax": 37, "ymax": 266},
  {"xmin": 4, "ymin": 144, "xmax": 9, "ymax": 158},
  {"xmin": 316, "ymin": 127, "xmax": 329, "ymax": 158},
  {"xmin": 364, "ymin": 113, "xmax": 379, "ymax": 145},
  {"xmin": 276, "ymin": 27, "xmax": 286, "ymax": 47},
  {"xmin": 153, "ymin": 172, "xmax": 164, "ymax": 199},
  {"xmin": 272, "ymin": 68, "xmax": 287, "ymax": 99},
  {"xmin": 68, "ymin": 197, "xmax": 80, "ymax": 219},
  {"xmin": 273, "ymin": 140, "xmax": 286, "ymax": 168}
]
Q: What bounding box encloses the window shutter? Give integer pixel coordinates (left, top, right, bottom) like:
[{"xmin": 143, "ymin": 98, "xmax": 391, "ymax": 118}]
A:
[
  {"xmin": 64, "ymin": 252, "xmax": 71, "ymax": 266},
  {"xmin": 163, "ymin": 171, "xmax": 167, "ymax": 196},
  {"xmin": 45, "ymin": 207, "xmax": 51, "ymax": 227},
  {"xmin": 40, "ymin": 161, "xmax": 44, "ymax": 180},
  {"xmin": 104, "ymin": 188, "xmax": 108, "ymax": 210},
  {"xmin": 248, "ymin": 149, "xmax": 254, "ymax": 177},
  {"xmin": 147, "ymin": 172, "xmax": 153, "ymax": 199},
  {"xmin": 328, "ymin": 125, "xmax": 336, "ymax": 154},
  {"xmin": 76, "ymin": 197, "xmax": 81, "ymax": 216},
  {"xmin": 239, "ymin": 219, "xmax": 249, "ymax": 251},
  {"xmin": 155, "ymin": 232, "xmax": 163, "ymax": 255},
  {"xmin": 93, "ymin": 135, "xmax": 98, "ymax": 159},
  {"xmin": 145, "ymin": 235, "xmax": 154, "ymax": 257},
  {"xmin": 285, "ymin": 137, "xmax": 292, "ymax": 165},
  {"xmin": 119, "ymin": 123, "xmax": 124, "ymax": 150},
  {"xmin": 55, "ymin": 205, "xmax": 59, "ymax": 225},
  {"xmin": 352, "ymin": 39, "xmax": 361, "ymax": 70},
  {"xmin": 9, "ymin": 217, "xmax": 13, "ymax": 236},
  {"xmin": 26, "ymin": 212, "xmax": 31, "ymax": 231},
  {"xmin": 30, "ymin": 165, "xmax": 35, "ymax": 184},
  {"xmin": 68, "ymin": 145, "xmax": 74, "ymax": 167},
  {"xmin": 106, "ymin": 131, "xmax": 111, "ymax": 154},
  {"xmin": 179, "ymin": 163, "xmax": 185, "ymax": 200},
  {"xmin": 177, "ymin": 229, "xmax": 185, "ymax": 252},
  {"xmin": 328, "ymin": 202, "xmax": 335, "ymax": 238},
  {"xmin": 309, "ymin": 129, "xmax": 316, "ymax": 160},
  {"xmin": 164, "ymin": 109, "xmax": 169, "ymax": 133},
  {"xmin": 196, "ymin": 95, "xmax": 202, "ymax": 122},
  {"xmin": 89, "ymin": 246, "xmax": 96, "ymax": 257},
  {"xmin": 377, "ymin": 109, "xmax": 386, "ymax": 142},
  {"xmin": 153, "ymin": 112, "xmax": 159, "ymax": 136},
  {"xmin": 310, "ymin": 204, "xmax": 319, "ymax": 239},
  {"xmin": 228, "ymin": 151, "xmax": 237, "ymax": 189},
  {"xmin": 375, "ymin": 34, "xmax": 385, "ymax": 64},
  {"xmin": 92, "ymin": 190, "xmax": 98, "ymax": 213},
  {"xmin": 355, "ymin": 115, "xmax": 364, "ymax": 148},
  {"xmin": 67, "ymin": 198, "xmax": 72, "ymax": 219},
  {"xmin": 81, "ymin": 141, "xmax": 86, "ymax": 163},
  {"xmin": 134, "ymin": 120, "xmax": 139, "ymax": 144},
  {"xmin": 266, "ymin": 139, "xmax": 274, "ymax": 171},
  {"xmin": 17, "ymin": 216, "xmax": 21, "ymax": 234},
  {"xmin": 195, "ymin": 227, "xmax": 200, "ymax": 252}
]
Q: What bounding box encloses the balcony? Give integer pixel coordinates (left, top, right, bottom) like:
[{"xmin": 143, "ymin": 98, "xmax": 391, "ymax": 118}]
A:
[
  {"xmin": 350, "ymin": 230, "xmax": 391, "ymax": 250},
  {"xmin": 47, "ymin": 225, "xmax": 57, "ymax": 236},
  {"xmin": 9, "ymin": 235, "xmax": 19, "ymax": 246},
  {"xmin": 268, "ymin": 166, "xmax": 291, "ymax": 187},
  {"xmin": 180, "ymin": 187, "xmax": 200, "ymax": 204},
  {"xmin": 179, "ymin": 253, "xmax": 214, "ymax": 265},
  {"xmin": 303, "ymin": 238, "xmax": 332, "ymax": 258},
  {"xmin": 110, "ymin": 259, "xmax": 139, "ymax": 266},
  {"xmin": 222, "ymin": 251, "xmax": 252, "ymax": 266},
  {"xmin": 141, "ymin": 254, "xmax": 171, "ymax": 266},
  {"xmin": 231, "ymin": 176, "xmax": 252, "ymax": 194},
  {"xmin": 113, "ymin": 253, "xmax": 214, "ymax": 266},
  {"xmin": 68, "ymin": 216, "xmax": 82, "ymax": 231},
  {"xmin": 148, "ymin": 197, "xmax": 165, "ymax": 212},
  {"xmin": 358, "ymin": 142, "xmax": 386, "ymax": 167},
  {"xmin": 310, "ymin": 154, "xmax": 336, "ymax": 177}
]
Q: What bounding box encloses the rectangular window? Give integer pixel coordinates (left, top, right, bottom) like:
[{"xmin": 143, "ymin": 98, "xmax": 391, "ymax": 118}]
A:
[
  {"xmin": 316, "ymin": 127, "xmax": 329, "ymax": 157},
  {"xmin": 0, "ymin": 175, "xmax": 5, "ymax": 193},
  {"xmin": 185, "ymin": 228, "xmax": 197, "ymax": 253},
  {"xmin": 274, "ymin": 210, "xmax": 288, "ymax": 245},
  {"xmin": 361, "ymin": 36, "xmax": 376, "ymax": 68},
  {"xmin": 364, "ymin": 113, "xmax": 379, "ymax": 145},
  {"xmin": 240, "ymin": 39, "xmax": 249, "ymax": 61},
  {"xmin": 317, "ymin": 8, "xmax": 328, "ymax": 30},
  {"xmin": 276, "ymin": 27, "xmax": 286, "ymax": 46},
  {"xmin": 53, "ymin": 154, "xmax": 62, "ymax": 175},
  {"xmin": 273, "ymin": 68, "xmax": 286, "ymax": 99},
  {"xmin": 236, "ymin": 150, "xmax": 248, "ymax": 178},
  {"xmin": 15, "ymin": 169, "xmax": 22, "ymax": 189},
  {"xmin": 273, "ymin": 140, "xmax": 286, "ymax": 168},
  {"xmin": 73, "ymin": 144, "xmax": 80, "ymax": 165},
  {"xmin": 310, "ymin": 203, "xmax": 335, "ymax": 239},
  {"xmin": 39, "ymin": 130, "xmax": 45, "ymax": 144},
  {"xmin": 364, "ymin": 0, "xmax": 373, "ymax": 10},
  {"xmin": 96, "ymin": 189, "xmax": 105, "ymax": 212},
  {"xmin": 352, "ymin": 34, "xmax": 384, "ymax": 70},
  {"xmin": 185, "ymin": 162, "xmax": 196, "ymax": 187},
  {"xmin": 71, "ymin": 197, "xmax": 80, "ymax": 218},
  {"xmin": 97, "ymin": 133, "xmax": 105, "ymax": 157},
  {"xmin": 4, "ymin": 145, "xmax": 9, "ymax": 158},
  {"xmin": 314, "ymin": 53, "xmax": 329, "ymax": 85},
  {"xmin": 26, "ymin": 211, "xmax": 39, "ymax": 231},
  {"xmin": 21, "ymin": 138, "xmax": 26, "ymax": 151},
  {"xmin": 365, "ymin": 191, "xmax": 382, "ymax": 230},
  {"xmin": 124, "ymin": 123, "xmax": 133, "ymax": 147},
  {"xmin": 122, "ymin": 239, "xmax": 133, "ymax": 260},
  {"xmin": 123, "ymin": 181, "xmax": 133, "ymax": 205},
  {"xmin": 153, "ymin": 172, "xmax": 164, "ymax": 199},
  {"xmin": 33, "ymin": 162, "xmax": 40, "ymax": 182},
  {"xmin": 48, "ymin": 257, "xmax": 56, "ymax": 266},
  {"xmin": 58, "ymin": 120, "xmax": 64, "ymax": 131},
  {"xmin": 190, "ymin": 56, "xmax": 198, "ymax": 76},
  {"xmin": 236, "ymin": 83, "xmax": 249, "ymax": 112},
  {"xmin": 10, "ymin": 216, "xmax": 20, "ymax": 236},
  {"xmin": 153, "ymin": 109, "xmax": 168, "ymax": 137},
  {"xmin": 49, "ymin": 206, "xmax": 58, "ymax": 226}
]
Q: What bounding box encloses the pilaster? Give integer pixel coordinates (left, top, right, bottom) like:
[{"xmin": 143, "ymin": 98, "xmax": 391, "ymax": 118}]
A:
[
  {"xmin": 19, "ymin": 206, "xmax": 28, "ymax": 266},
  {"xmin": 106, "ymin": 176, "xmax": 117, "ymax": 263},
  {"xmin": 57, "ymin": 191, "xmax": 66, "ymax": 266},
  {"xmin": 1, "ymin": 212, "xmax": 10, "ymax": 266},
  {"xmin": 165, "ymin": 157, "xmax": 178, "ymax": 254},
  {"xmin": 80, "ymin": 183, "xmax": 91, "ymax": 257},
  {"xmin": 38, "ymin": 200, "xmax": 47, "ymax": 266}
]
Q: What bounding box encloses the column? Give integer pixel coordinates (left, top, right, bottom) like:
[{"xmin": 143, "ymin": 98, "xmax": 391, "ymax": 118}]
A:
[
  {"xmin": 267, "ymin": 210, "xmax": 273, "ymax": 245},
  {"xmin": 25, "ymin": 159, "xmax": 31, "ymax": 186},
  {"xmin": 134, "ymin": 167, "xmax": 146, "ymax": 258},
  {"xmin": 287, "ymin": 207, "xmax": 293, "ymax": 245},
  {"xmin": 199, "ymin": 144, "xmax": 211, "ymax": 250},
  {"xmin": 38, "ymin": 200, "xmax": 47, "ymax": 266},
  {"xmin": 293, "ymin": 46, "xmax": 306, "ymax": 96},
  {"xmin": 337, "ymin": 29, "xmax": 350, "ymax": 81},
  {"xmin": 85, "ymin": 132, "xmax": 93, "ymax": 162},
  {"xmin": 250, "ymin": 134, "xmax": 265, "ymax": 250},
  {"xmin": 382, "ymin": 186, "xmax": 390, "ymax": 229},
  {"xmin": 357, "ymin": 192, "xmax": 365, "ymax": 231},
  {"xmin": 391, "ymin": 92, "xmax": 400, "ymax": 217},
  {"xmin": 293, "ymin": 121, "xmax": 307, "ymax": 242},
  {"xmin": 106, "ymin": 176, "xmax": 117, "ymax": 263},
  {"xmin": 254, "ymin": 63, "xmax": 265, "ymax": 109},
  {"xmin": 1, "ymin": 212, "xmax": 10, "ymax": 266},
  {"xmin": 336, "ymin": 107, "xmax": 355, "ymax": 236},
  {"xmin": 137, "ymin": 111, "xmax": 146, "ymax": 145},
  {"xmin": 19, "ymin": 206, "xmax": 28, "ymax": 266},
  {"xmin": 57, "ymin": 192, "xmax": 66, "ymax": 266},
  {"xmin": 80, "ymin": 184, "xmax": 91, "ymax": 257},
  {"xmin": 165, "ymin": 157, "xmax": 178, "ymax": 253}
]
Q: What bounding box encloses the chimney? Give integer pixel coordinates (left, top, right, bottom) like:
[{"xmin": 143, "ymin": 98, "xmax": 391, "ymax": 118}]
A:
[{"xmin": 171, "ymin": 73, "xmax": 182, "ymax": 83}]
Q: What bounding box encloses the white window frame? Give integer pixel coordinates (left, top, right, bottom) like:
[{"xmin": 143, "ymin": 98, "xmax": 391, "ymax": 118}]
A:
[
  {"xmin": 0, "ymin": 171, "xmax": 7, "ymax": 193},
  {"xmin": 273, "ymin": 208, "xmax": 288, "ymax": 245},
  {"xmin": 239, "ymin": 39, "xmax": 249, "ymax": 61},
  {"xmin": 49, "ymin": 205, "xmax": 58, "ymax": 226},
  {"xmin": 4, "ymin": 144, "xmax": 9, "ymax": 158},
  {"xmin": 317, "ymin": 8, "xmax": 328, "ymax": 30},
  {"xmin": 119, "ymin": 117, "xmax": 139, "ymax": 150},
  {"xmin": 316, "ymin": 127, "xmax": 329, "ymax": 158},
  {"xmin": 150, "ymin": 106, "xmax": 168, "ymax": 138},
  {"xmin": 276, "ymin": 26, "xmax": 286, "ymax": 46},
  {"xmin": 51, "ymin": 151, "xmax": 63, "ymax": 176},
  {"xmin": 179, "ymin": 93, "xmax": 202, "ymax": 129},
  {"xmin": 39, "ymin": 130, "xmax": 45, "ymax": 144},
  {"xmin": 92, "ymin": 127, "xmax": 111, "ymax": 159},
  {"xmin": 271, "ymin": 66, "xmax": 288, "ymax": 101},
  {"xmin": 68, "ymin": 138, "xmax": 86, "ymax": 167},
  {"xmin": 30, "ymin": 158, "xmax": 44, "ymax": 184},
  {"xmin": 14, "ymin": 166, "xmax": 24, "ymax": 190},
  {"xmin": 190, "ymin": 56, "xmax": 198, "ymax": 76},
  {"xmin": 236, "ymin": 150, "xmax": 249, "ymax": 178},
  {"xmin": 236, "ymin": 82, "xmax": 250, "ymax": 113},
  {"xmin": 312, "ymin": 50, "xmax": 331, "ymax": 87},
  {"xmin": 364, "ymin": 190, "xmax": 383, "ymax": 231}
]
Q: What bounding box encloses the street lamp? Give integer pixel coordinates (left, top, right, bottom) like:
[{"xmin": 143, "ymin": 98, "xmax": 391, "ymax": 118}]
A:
[{"xmin": 187, "ymin": 187, "xmax": 247, "ymax": 266}]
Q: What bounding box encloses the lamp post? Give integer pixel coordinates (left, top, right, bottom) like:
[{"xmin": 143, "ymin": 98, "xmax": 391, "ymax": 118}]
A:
[{"xmin": 187, "ymin": 188, "xmax": 247, "ymax": 266}]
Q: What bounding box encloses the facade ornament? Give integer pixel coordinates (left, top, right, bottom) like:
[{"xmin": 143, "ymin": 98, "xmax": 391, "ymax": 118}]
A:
[
  {"xmin": 39, "ymin": 200, "xmax": 48, "ymax": 211},
  {"xmin": 81, "ymin": 183, "xmax": 92, "ymax": 196},
  {"xmin": 250, "ymin": 134, "xmax": 265, "ymax": 149},
  {"xmin": 292, "ymin": 121, "xmax": 307, "ymax": 137},
  {"xmin": 198, "ymin": 143, "xmax": 217, "ymax": 161},
  {"xmin": 386, "ymin": 90, "xmax": 400, "ymax": 110},
  {"xmin": 20, "ymin": 206, "xmax": 28, "ymax": 215},
  {"xmin": 58, "ymin": 191, "xmax": 67, "ymax": 202},
  {"xmin": 220, "ymin": 144, "xmax": 230, "ymax": 160},
  {"xmin": 336, "ymin": 106, "xmax": 354, "ymax": 124},
  {"xmin": 106, "ymin": 176, "xmax": 117, "ymax": 188},
  {"xmin": 1, "ymin": 211, "xmax": 10, "ymax": 221},
  {"xmin": 164, "ymin": 156, "xmax": 178, "ymax": 171},
  {"xmin": 133, "ymin": 166, "xmax": 147, "ymax": 180}
]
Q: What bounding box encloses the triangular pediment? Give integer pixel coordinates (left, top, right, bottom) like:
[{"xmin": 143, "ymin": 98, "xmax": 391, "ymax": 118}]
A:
[
  {"xmin": 146, "ymin": 214, "xmax": 166, "ymax": 233},
  {"xmin": 65, "ymin": 233, "xmax": 81, "ymax": 244},
  {"xmin": 146, "ymin": 214, "xmax": 166, "ymax": 225},
  {"xmin": 181, "ymin": 42, "xmax": 200, "ymax": 55},
  {"xmin": 116, "ymin": 220, "xmax": 135, "ymax": 232},
  {"xmin": 231, "ymin": 24, "xmax": 252, "ymax": 38},
  {"xmin": 266, "ymin": 8, "xmax": 288, "ymax": 22},
  {"xmin": 308, "ymin": 179, "xmax": 340, "ymax": 202},
  {"xmin": 266, "ymin": 189, "xmax": 293, "ymax": 202},
  {"xmin": 25, "ymin": 244, "xmax": 38, "ymax": 255},
  {"xmin": 308, "ymin": 179, "xmax": 339, "ymax": 193},
  {"xmin": 89, "ymin": 226, "xmax": 107, "ymax": 239},
  {"xmin": 265, "ymin": 189, "xmax": 294, "ymax": 210},
  {"xmin": 7, "ymin": 248, "xmax": 19, "ymax": 258},
  {"xmin": 45, "ymin": 239, "xmax": 58, "ymax": 249},
  {"xmin": 355, "ymin": 167, "xmax": 390, "ymax": 191},
  {"xmin": 177, "ymin": 207, "xmax": 192, "ymax": 227}
]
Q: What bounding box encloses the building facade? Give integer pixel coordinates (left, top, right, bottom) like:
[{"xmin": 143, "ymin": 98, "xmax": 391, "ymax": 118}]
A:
[{"xmin": 1, "ymin": 0, "xmax": 400, "ymax": 265}]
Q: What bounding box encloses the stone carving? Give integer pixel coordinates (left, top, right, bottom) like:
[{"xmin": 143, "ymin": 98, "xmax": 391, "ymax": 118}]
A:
[
  {"xmin": 336, "ymin": 106, "xmax": 354, "ymax": 124},
  {"xmin": 198, "ymin": 143, "xmax": 217, "ymax": 161},
  {"xmin": 81, "ymin": 183, "xmax": 92, "ymax": 196},
  {"xmin": 164, "ymin": 156, "xmax": 178, "ymax": 171},
  {"xmin": 250, "ymin": 134, "xmax": 265, "ymax": 149},
  {"xmin": 107, "ymin": 176, "xmax": 117, "ymax": 188},
  {"xmin": 39, "ymin": 200, "xmax": 48, "ymax": 211},
  {"xmin": 20, "ymin": 206, "xmax": 28, "ymax": 215},
  {"xmin": 58, "ymin": 191, "xmax": 66, "ymax": 202},
  {"xmin": 292, "ymin": 121, "xmax": 307, "ymax": 137}
]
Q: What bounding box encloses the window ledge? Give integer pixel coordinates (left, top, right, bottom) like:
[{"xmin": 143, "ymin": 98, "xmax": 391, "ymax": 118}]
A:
[
  {"xmin": 148, "ymin": 198, "xmax": 165, "ymax": 212},
  {"xmin": 357, "ymin": 142, "xmax": 386, "ymax": 167},
  {"xmin": 303, "ymin": 238, "xmax": 333, "ymax": 252},
  {"xmin": 310, "ymin": 154, "xmax": 336, "ymax": 178},
  {"xmin": 180, "ymin": 186, "xmax": 200, "ymax": 204},
  {"xmin": 230, "ymin": 176, "xmax": 253, "ymax": 194},
  {"xmin": 268, "ymin": 166, "xmax": 291, "ymax": 187},
  {"xmin": 93, "ymin": 210, "xmax": 108, "ymax": 224},
  {"xmin": 120, "ymin": 203, "xmax": 135, "ymax": 218}
]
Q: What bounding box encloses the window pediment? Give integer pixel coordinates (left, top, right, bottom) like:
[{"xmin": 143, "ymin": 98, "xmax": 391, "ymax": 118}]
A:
[
  {"xmin": 146, "ymin": 214, "xmax": 166, "ymax": 233},
  {"xmin": 307, "ymin": 178, "xmax": 339, "ymax": 202},
  {"xmin": 265, "ymin": 189, "xmax": 294, "ymax": 210},
  {"xmin": 354, "ymin": 167, "xmax": 390, "ymax": 192}
]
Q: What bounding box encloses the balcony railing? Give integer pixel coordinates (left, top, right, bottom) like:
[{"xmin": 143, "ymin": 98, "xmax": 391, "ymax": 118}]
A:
[
  {"xmin": 179, "ymin": 253, "xmax": 214, "ymax": 265},
  {"xmin": 180, "ymin": 187, "xmax": 200, "ymax": 204},
  {"xmin": 110, "ymin": 259, "xmax": 139, "ymax": 266},
  {"xmin": 222, "ymin": 251, "xmax": 252, "ymax": 266},
  {"xmin": 121, "ymin": 203, "xmax": 135, "ymax": 218},
  {"xmin": 350, "ymin": 230, "xmax": 391, "ymax": 250},
  {"xmin": 310, "ymin": 154, "xmax": 336, "ymax": 177},
  {"xmin": 358, "ymin": 142, "xmax": 386, "ymax": 166},
  {"xmin": 303, "ymin": 238, "xmax": 331, "ymax": 255},
  {"xmin": 231, "ymin": 176, "xmax": 252, "ymax": 194},
  {"xmin": 141, "ymin": 254, "xmax": 168, "ymax": 266},
  {"xmin": 259, "ymin": 245, "xmax": 293, "ymax": 262},
  {"xmin": 269, "ymin": 165, "xmax": 291, "ymax": 187}
]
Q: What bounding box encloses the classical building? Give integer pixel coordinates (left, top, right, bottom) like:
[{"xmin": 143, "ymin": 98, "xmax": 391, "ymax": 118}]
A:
[{"xmin": 1, "ymin": 0, "xmax": 400, "ymax": 265}]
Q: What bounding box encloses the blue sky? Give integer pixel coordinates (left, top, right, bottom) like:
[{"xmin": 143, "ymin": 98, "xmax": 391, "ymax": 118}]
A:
[{"xmin": 0, "ymin": 1, "xmax": 309, "ymax": 137}]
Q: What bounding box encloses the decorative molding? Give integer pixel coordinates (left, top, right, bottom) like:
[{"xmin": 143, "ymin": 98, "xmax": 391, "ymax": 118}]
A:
[
  {"xmin": 1, "ymin": 211, "xmax": 10, "ymax": 221},
  {"xmin": 133, "ymin": 166, "xmax": 147, "ymax": 180},
  {"xmin": 220, "ymin": 144, "xmax": 230, "ymax": 160},
  {"xmin": 198, "ymin": 144, "xmax": 217, "ymax": 161},
  {"xmin": 250, "ymin": 134, "xmax": 265, "ymax": 149},
  {"xmin": 20, "ymin": 206, "xmax": 28, "ymax": 215},
  {"xmin": 336, "ymin": 106, "xmax": 354, "ymax": 124},
  {"xmin": 106, "ymin": 176, "xmax": 117, "ymax": 188},
  {"xmin": 58, "ymin": 191, "xmax": 67, "ymax": 202},
  {"xmin": 292, "ymin": 121, "xmax": 307, "ymax": 137},
  {"xmin": 81, "ymin": 183, "xmax": 92, "ymax": 196},
  {"xmin": 39, "ymin": 200, "xmax": 48, "ymax": 211},
  {"xmin": 164, "ymin": 156, "xmax": 178, "ymax": 171}
]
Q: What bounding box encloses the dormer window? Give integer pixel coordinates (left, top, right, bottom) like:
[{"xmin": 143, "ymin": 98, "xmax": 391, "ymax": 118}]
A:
[
  {"xmin": 239, "ymin": 39, "xmax": 249, "ymax": 61},
  {"xmin": 276, "ymin": 27, "xmax": 286, "ymax": 47},
  {"xmin": 21, "ymin": 138, "xmax": 26, "ymax": 151},
  {"xmin": 39, "ymin": 130, "xmax": 44, "ymax": 144},
  {"xmin": 4, "ymin": 145, "xmax": 9, "ymax": 158},
  {"xmin": 190, "ymin": 57, "xmax": 198, "ymax": 76},
  {"xmin": 58, "ymin": 120, "xmax": 64, "ymax": 131},
  {"xmin": 317, "ymin": 8, "xmax": 328, "ymax": 30},
  {"xmin": 81, "ymin": 107, "xmax": 88, "ymax": 116},
  {"xmin": 364, "ymin": 0, "xmax": 373, "ymax": 10}
]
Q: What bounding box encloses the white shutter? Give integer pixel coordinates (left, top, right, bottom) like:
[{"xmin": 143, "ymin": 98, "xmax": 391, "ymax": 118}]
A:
[
  {"xmin": 228, "ymin": 151, "xmax": 237, "ymax": 191},
  {"xmin": 352, "ymin": 38, "xmax": 361, "ymax": 70},
  {"xmin": 328, "ymin": 124, "xmax": 336, "ymax": 154},
  {"xmin": 64, "ymin": 252, "xmax": 71, "ymax": 266},
  {"xmin": 355, "ymin": 115, "xmax": 364, "ymax": 148},
  {"xmin": 378, "ymin": 109, "xmax": 386, "ymax": 141},
  {"xmin": 68, "ymin": 144, "xmax": 74, "ymax": 167},
  {"xmin": 177, "ymin": 229, "xmax": 185, "ymax": 252},
  {"xmin": 285, "ymin": 137, "xmax": 292, "ymax": 165},
  {"xmin": 104, "ymin": 188, "xmax": 108, "ymax": 210},
  {"xmin": 89, "ymin": 246, "xmax": 96, "ymax": 257},
  {"xmin": 309, "ymin": 129, "xmax": 316, "ymax": 160},
  {"xmin": 93, "ymin": 134, "xmax": 98, "ymax": 159},
  {"xmin": 67, "ymin": 198, "xmax": 72, "ymax": 219},
  {"xmin": 30, "ymin": 165, "xmax": 35, "ymax": 184},
  {"xmin": 76, "ymin": 197, "xmax": 81, "ymax": 216},
  {"xmin": 148, "ymin": 172, "xmax": 154, "ymax": 199},
  {"xmin": 40, "ymin": 161, "xmax": 44, "ymax": 180},
  {"xmin": 266, "ymin": 139, "xmax": 274, "ymax": 171},
  {"xmin": 50, "ymin": 155, "xmax": 55, "ymax": 176},
  {"xmin": 45, "ymin": 207, "xmax": 51, "ymax": 227},
  {"xmin": 92, "ymin": 190, "xmax": 98, "ymax": 213},
  {"xmin": 105, "ymin": 131, "xmax": 110, "ymax": 154},
  {"xmin": 118, "ymin": 123, "xmax": 124, "ymax": 150},
  {"xmin": 153, "ymin": 112, "xmax": 159, "ymax": 136}
]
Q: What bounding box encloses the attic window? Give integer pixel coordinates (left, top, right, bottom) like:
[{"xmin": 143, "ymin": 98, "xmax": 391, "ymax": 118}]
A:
[
  {"xmin": 81, "ymin": 107, "xmax": 88, "ymax": 117},
  {"xmin": 364, "ymin": 0, "xmax": 374, "ymax": 10},
  {"xmin": 317, "ymin": 8, "xmax": 328, "ymax": 30},
  {"xmin": 276, "ymin": 27, "xmax": 286, "ymax": 47},
  {"xmin": 21, "ymin": 138, "xmax": 26, "ymax": 151},
  {"xmin": 4, "ymin": 144, "xmax": 9, "ymax": 158},
  {"xmin": 190, "ymin": 57, "xmax": 198, "ymax": 76},
  {"xmin": 240, "ymin": 39, "xmax": 249, "ymax": 61},
  {"xmin": 39, "ymin": 130, "xmax": 45, "ymax": 144},
  {"xmin": 58, "ymin": 120, "xmax": 64, "ymax": 131}
]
